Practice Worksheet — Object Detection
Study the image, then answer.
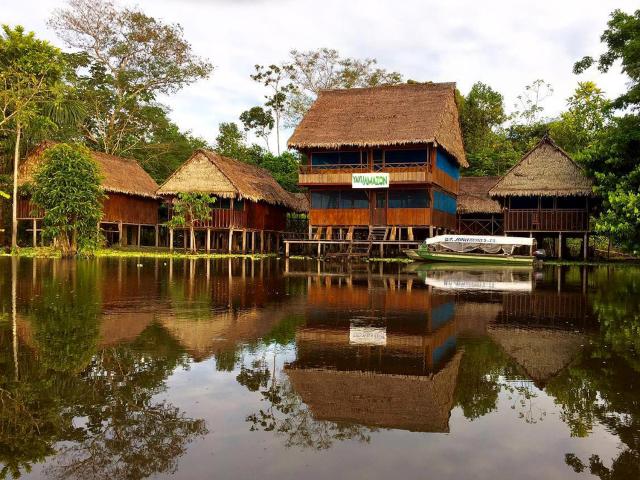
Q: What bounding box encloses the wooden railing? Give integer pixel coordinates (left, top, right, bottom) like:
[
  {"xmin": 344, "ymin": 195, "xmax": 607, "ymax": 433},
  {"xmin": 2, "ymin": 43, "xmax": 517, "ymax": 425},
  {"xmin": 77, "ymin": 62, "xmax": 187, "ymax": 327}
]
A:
[
  {"xmin": 457, "ymin": 216, "xmax": 503, "ymax": 235},
  {"xmin": 300, "ymin": 162, "xmax": 429, "ymax": 174},
  {"xmin": 504, "ymin": 209, "xmax": 589, "ymax": 232},
  {"xmin": 189, "ymin": 209, "xmax": 248, "ymax": 229}
]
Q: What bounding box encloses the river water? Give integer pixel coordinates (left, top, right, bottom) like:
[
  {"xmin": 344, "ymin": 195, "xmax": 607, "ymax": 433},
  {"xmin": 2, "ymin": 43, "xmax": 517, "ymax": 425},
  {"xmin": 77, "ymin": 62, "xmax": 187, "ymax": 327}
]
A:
[{"xmin": 0, "ymin": 257, "xmax": 639, "ymax": 479}]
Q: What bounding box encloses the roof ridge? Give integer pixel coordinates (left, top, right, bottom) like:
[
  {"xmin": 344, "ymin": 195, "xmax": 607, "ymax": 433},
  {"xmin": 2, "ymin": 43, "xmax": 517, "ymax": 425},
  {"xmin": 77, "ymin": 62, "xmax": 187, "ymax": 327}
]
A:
[{"xmin": 318, "ymin": 81, "xmax": 455, "ymax": 95}]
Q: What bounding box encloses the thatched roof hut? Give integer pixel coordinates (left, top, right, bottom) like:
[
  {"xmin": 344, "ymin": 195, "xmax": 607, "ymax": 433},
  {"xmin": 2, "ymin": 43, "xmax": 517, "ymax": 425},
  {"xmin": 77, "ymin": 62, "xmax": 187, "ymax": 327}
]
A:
[
  {"xmin": 286, "ymin": 351, "xmax": 462, "ymax": 432},
  {"xmin": 457, "ymin": 176, "xmax": 502, "ymax": 214},
  {"xmin": 487, "ymin": 325, "xmax": 585, "ymax": 386},
  {"xmin": 489, "ymin": 136, "xmax": 593, "ymax": 197},
  {"xmin": 18, "ymin": 141, "xmax": 159, "ymax": 198},
  {"xmin": 287, "ymin": 82, "xmax": 468, "ymax": 167},
  {"xmin": 157, "ymin": 149, "xmax": 304, "ymax": 211}
]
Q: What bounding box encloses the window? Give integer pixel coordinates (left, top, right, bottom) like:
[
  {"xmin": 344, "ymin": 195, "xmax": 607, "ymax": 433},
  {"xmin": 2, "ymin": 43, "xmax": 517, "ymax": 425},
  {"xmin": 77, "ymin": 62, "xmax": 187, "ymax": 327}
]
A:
[
  {"xmin": 311, "ymin": 190, "xmax": 368, "ymax": 209},
  {"xmin": 541, "ymin": 197, "xmax": 554, "ymax": 209},
  {"xmin": 388, "ymin": 189, "xmax": 429, "ymax": 208},
  {"xmin": 212, "ymin": 197, "xmax": 231, "ymax": 209},
  {"xmin": 340, "ymin": 190, "xmax": 369, "ymax": 209},
  {"xmin": 311, "ymin": 151, "xmax": 364, "ymax": 168},
  {"xmin": 233, "ymin": 199, "xmax": 245, "ymax": 211},
  {"xmin": 385, "ymin": 149, "xmax": 428, "ymax": 166},
  {"xmin": 510, "ymin": 196, "xmax": 538, "ymax": 209},
  {"xmin": 433, "ymin": 190, "xmax": 456, "ymax": 214},
  {"xmin": 557, "ymin": 197, "xmax": 586, "ymax": 209},
  {"xmin": 436, "ymin": 149, "xmax": 460, "ymax": 180}
]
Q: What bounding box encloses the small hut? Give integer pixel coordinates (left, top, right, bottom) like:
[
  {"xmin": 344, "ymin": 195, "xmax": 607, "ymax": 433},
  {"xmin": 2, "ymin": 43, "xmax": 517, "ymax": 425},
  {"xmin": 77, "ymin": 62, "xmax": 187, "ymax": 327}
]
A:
[
  {"xmin": 157, "ymin": 149, "xmax": 304, "ymax": 253},
  {"xmin": 456, "ymin": 176, "xmax": 502, "ymax": 234},
  {"xmin": 489, "ymin": 136, "xmax": 594, "ymax": 258},
  {"xmin": 17, "ymin": 141, "xmax": 160, "ymax": 246}
]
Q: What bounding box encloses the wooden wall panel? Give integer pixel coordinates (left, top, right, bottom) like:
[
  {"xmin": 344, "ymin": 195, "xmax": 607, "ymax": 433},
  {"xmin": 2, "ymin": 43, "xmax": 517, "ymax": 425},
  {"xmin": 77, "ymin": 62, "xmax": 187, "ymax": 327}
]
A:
[
  {"xmin": 387, "ymin": 208, "xmax": 431, "ymax": 226},
  {"xmin": 103, "ymin": 193, "xmax": 159, "ymax": 225},
  {"xmin": 309, "ymin": 208, "xmax": 369, "ymax": 226}
]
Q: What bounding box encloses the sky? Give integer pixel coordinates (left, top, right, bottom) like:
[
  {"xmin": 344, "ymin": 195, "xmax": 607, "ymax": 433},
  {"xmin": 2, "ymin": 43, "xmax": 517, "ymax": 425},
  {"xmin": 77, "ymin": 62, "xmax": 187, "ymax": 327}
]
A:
[{"xmin": 3, "ymin": 0, "xmax": 637, "ymax": 151}]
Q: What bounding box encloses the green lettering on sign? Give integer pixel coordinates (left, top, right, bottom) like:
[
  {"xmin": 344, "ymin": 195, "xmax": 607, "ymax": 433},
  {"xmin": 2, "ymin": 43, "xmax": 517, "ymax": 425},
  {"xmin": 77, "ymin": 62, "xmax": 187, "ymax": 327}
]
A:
[{"xmin": 352, "ymin": 173, "xmax": 389, "ymax": 189}]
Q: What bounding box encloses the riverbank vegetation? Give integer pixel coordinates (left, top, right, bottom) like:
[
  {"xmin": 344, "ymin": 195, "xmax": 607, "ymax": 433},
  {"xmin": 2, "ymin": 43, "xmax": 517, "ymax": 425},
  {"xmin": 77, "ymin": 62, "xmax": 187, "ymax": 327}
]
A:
[{"xmin": 1, "ymin": 1, "xmax": 639, "ymax": 255}]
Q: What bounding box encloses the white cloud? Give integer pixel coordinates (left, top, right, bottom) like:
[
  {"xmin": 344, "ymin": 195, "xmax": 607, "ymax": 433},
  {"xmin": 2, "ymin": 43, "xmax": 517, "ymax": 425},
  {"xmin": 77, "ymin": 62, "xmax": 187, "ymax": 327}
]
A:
[{"xmin": 3, "ymin": 0, "xmax": 636, "ymax": 151}]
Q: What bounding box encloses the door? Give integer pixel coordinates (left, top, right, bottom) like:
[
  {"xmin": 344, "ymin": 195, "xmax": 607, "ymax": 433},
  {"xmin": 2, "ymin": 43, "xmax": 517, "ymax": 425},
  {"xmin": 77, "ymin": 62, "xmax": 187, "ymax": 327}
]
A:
[{"xmin": 371, "ymin": 191, "xmax": 387, "ymax": 226}]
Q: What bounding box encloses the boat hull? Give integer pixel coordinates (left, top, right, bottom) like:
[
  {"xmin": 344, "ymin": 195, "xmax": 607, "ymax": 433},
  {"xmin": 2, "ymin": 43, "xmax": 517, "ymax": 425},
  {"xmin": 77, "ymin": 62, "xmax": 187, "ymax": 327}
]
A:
[{"xmin": 404, "ymin": 249, "xmax": 533, "ymax": 265}]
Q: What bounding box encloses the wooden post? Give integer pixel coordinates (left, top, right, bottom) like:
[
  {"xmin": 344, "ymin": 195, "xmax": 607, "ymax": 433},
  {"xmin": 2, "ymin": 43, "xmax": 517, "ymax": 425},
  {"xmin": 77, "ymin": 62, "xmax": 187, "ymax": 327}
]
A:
[
  {"xmin": 317, "ymin": 241, "xmax": 321, "ymax": 258},
  {"xmin": 260, "ymin": 230, "xmax": 264, "ymax": 253},
  {"xmin": 583, "ymin": 232, "xmax": 588, "ymax": 260},
  {"xmin": 155, "ymin": 225, "xmax": 159, "ymax": 247},
  {"xmin": 206, "ymin": 228, "xmax": 211, "ymax": 252},
  {"xmin": 137, "ymin": 224, "xmax": 142, "ymax": 247},
  {"xmin": 169, "ymin": 228, "xmax": 174, "ymax": 251},
  {"xmin": 242, "ymin": 229, "xmax": 247, "ymax": 253},
  {"xmin": 285, "ymin": 240, "xmax": 290, "ymax": 257},
  {"xmin": 118, "ymin": 222, "xmax": 123, "ymax": 246},
  {"xmin": 379, "ymin": 242, "xmax": 384, "ymax": 258},
  {"xmin": 251, "ymin": 231, "xmax": 255, "ymax": 253},
  {"xmin": 429, "ymin": 225, "xmax": 434, "ymax": 238},
  {"xmin": 32, "ymin": 219, "xmax": 37, "ymax": 247},
  {"xmin": 558, "ymin": 232, "xmax": 563, "ymax": 259},
  {"xmin": 228, "ymin": 229, "xmax": 233, "ymax": 253}
]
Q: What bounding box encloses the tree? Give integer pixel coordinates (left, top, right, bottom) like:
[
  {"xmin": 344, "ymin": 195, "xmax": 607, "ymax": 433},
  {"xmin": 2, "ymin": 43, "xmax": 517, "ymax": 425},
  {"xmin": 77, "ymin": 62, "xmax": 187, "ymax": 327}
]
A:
[
  {"xmin": 285, "ymin": 48, "xmax": 403, "ymax": 124},
  {"xmin": 0, "ymin": 25, "xmax": 68, "ymax": 249},
  {"xmin": 513, "ymin": 79, "xmax": 554, "ymax": 126},
  {"xmin": 458, "ymin": 82, "xmax": 520, "ymax": 176},
  {"xmin": 239, "ymin": 106, "xmax": 274, "ymax": 151},
  {"xmin": 166, "ymin": 192, "xmax": 214, "ymax": 253},
  {"xmin": 30, "ymin": 143, "xmax": 104, "ymax": 256},
  {"xmin": 549, "ymin": 81, "xmax": 611, "ymax": 155},
  {"xmin": 573, "ymin": 9, "xmax": 640, "ymax": 252},
  {"xmin": 48, "ymin": 0, "xmax": 213, "ymax": 157}
]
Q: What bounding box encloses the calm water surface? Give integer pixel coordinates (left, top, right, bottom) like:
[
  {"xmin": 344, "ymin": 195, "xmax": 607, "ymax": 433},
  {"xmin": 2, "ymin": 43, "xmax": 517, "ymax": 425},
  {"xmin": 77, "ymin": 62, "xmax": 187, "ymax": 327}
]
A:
[{"xmin": 0, "ymin": 257, "xmax": 639, "ymax": 479}]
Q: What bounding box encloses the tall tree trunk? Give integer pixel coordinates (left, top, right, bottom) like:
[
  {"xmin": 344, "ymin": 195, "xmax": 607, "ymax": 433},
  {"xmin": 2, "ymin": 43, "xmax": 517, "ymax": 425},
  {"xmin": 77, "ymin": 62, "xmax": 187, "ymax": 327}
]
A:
[
  {"xmin": 11, "ymin": 123, "xmax": 22, "ymax": 250},
  {"xmin": 275, "ymin": 115, "xmax": 280, "ymax": 155}
]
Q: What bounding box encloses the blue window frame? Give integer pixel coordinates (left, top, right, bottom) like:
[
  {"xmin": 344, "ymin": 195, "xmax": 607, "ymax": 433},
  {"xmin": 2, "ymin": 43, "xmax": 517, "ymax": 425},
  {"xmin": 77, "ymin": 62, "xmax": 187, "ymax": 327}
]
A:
[
  {"xmin": 433, "ymin": 190, "xmax": 456, "ymax": 214},
  {"xmin": 436, "ymin": 149, "xmax": 460, "ymax": 180},
  {"xmin": 311, "ymin": 151, "xmax": 364, "ymax": 168},
  {"xmin": 385, "ymin": 149, "xmax": 428, "ymax": 166}
]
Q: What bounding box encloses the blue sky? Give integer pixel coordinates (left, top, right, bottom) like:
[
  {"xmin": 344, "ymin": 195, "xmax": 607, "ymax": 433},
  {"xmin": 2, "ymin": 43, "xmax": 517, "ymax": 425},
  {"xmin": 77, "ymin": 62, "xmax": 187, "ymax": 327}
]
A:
[{"xmin": 4, "ymin": 0, "xmax": 636, "ymax": 150}]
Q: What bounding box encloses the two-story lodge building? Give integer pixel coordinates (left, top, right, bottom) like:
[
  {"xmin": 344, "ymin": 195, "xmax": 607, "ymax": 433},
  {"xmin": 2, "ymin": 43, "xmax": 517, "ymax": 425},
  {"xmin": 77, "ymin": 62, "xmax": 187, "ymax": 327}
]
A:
[{"xmin": 288, "ymin": 82, "xmax": 468, "ymax": 249}]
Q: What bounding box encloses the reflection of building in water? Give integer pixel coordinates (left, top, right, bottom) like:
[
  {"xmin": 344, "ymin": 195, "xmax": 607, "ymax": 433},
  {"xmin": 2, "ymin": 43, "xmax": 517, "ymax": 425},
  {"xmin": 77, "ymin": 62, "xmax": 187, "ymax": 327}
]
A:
[
  {"xmin": 285, "ymin": 274, "xmax": 463, "ymax": 432},
  {"xmin": 487, "ymin": 326, "xmax": 585, "ymax": 387}
]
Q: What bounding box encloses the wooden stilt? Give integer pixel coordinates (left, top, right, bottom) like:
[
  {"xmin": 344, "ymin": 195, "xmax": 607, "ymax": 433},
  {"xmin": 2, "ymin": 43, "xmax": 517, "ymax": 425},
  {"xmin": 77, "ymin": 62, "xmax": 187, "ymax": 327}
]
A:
[
  {"xmin": 206, "ymin": 228, "xmax": 211, "ymax": 252},
  {"xmin": 118, "ymin": 222, "xmax": 123, "ymax": 246},
  {"xmin": 32, "ymin": 219, "xmax": 37, "ymax": 247},
  {"xmin": 260, "ymin": 230, "xmax": 264, "ymax": 253},
  {"xmin": 137, "ymin": 224, "xmax": 142, "ymax": 246},
  {"xmin": 228, "ymin": 229, "xmax": 233, "ymax": 253},
  {"xmin": 317, "ymin": 242, "xmax": 322, "ymax": 258},
  {"xmin": 242, "ymin": 229, "xmax": 247, "ymax": 253},
  {"xmin": 251, "ymin": 231, "xmax": 255, "ymax": 253},
  {"xmin": 583, "ymin": 232, "xmax": 588, "ymax": 260},
  {"xmin": 169, "ymin": 228, "xmax": 174, "ymax": 251},
  {"xmin": 285, "ymin": 241, "xmax": 290, "ymax": 257},
  {"xmin": 155, "ymin": 225, "xmax": 159, "ymax": 247},
  {"xmin": 558, "ymin": 232, "xmax": 563, "ymax": 259}
]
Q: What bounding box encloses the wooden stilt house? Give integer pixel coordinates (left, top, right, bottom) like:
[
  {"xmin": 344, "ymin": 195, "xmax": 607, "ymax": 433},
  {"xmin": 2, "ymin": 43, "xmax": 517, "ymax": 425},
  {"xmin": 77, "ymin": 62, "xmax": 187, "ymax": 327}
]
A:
[
  {"xmin": 456, "ymin": 176, "xmax": 503, "ymax": 235},
  {"xmin": 17, "ymin": 142, "xmax": 161, "ymax": 247},
  {"xmin": 156, "ymin": 149, "xmax": 304, "ymax": 253},
  {"xmin": 489, "ymin": 136, "xmax": 594, "ymax": 259},
  {"xmin": 288, "ymin": 83, "xmax": 468, "ymax": 246}
]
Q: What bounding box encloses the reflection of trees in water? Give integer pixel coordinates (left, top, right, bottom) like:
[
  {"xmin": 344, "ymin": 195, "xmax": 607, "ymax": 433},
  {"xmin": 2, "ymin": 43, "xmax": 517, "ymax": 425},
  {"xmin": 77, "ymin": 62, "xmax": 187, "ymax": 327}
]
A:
[
  {"xmin": 0, "ymin": 321, "xmax": 207, "ymax": 480},
  {"xmin": 453, "ymin": 336, "xmax": 544, "ymax": 424},
  {"xmin": 236, "ymin": 351, "xmax": 372, "ymax": 450}
]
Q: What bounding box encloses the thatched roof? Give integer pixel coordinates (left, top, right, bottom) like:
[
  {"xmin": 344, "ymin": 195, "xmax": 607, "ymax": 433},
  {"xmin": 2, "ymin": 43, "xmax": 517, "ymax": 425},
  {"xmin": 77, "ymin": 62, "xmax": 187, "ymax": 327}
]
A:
[
  {"xmin": 289, "ymin": 192, "xmax": 310, "ymax": 213},
  {"xmin": 488, "ymin": 325, "xmax": 585, "ymax": 386},
  {"xmin": 286, "ymin": 351, "xmax": 462, "ymax": 432},
  {"xmin": 489, "ymin": 136, "xmax": 593, "ymax": 197},
  {"xmin": 288, "ymin": 82, "xmax": 468, "ymax": 167},
  {"xmin": 18, "ymin": 141, "xmax": 159, "ymax": 198},
  {"xmin": 458, "ymin": 176, "xmax": 502, "ymax": 214},
  {"xmin": 157, "ymin": 150, "xmax": 304, "ymax": 211}
]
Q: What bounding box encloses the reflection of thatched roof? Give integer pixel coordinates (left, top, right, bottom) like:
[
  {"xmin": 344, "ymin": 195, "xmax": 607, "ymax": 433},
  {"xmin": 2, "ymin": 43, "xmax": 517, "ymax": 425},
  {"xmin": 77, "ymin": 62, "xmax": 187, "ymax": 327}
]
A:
[
  {"xmin": 19, "ymin": 141, "xmax": 159, "ymax": 198},
  {"xmin": 286, "ymin": 351, "xmax": 462, "ymax": 432},
  {"xmin": 288, "ymin": 83, "xmax": 468, "ymax": 167},
  {"xmin": 157, "ymin": 150, "xmax": 304, "ymax": 211},
  {"xmin": 458, "ymin": 176, "xmax": 501, "ymax": 214},
  {"xmin": 489, "ymin": 137, "xmax": 593, "ymax": 197},
  {"xmin": 487, "ymin": 325, "xmax": 585, "ymax": 385}
]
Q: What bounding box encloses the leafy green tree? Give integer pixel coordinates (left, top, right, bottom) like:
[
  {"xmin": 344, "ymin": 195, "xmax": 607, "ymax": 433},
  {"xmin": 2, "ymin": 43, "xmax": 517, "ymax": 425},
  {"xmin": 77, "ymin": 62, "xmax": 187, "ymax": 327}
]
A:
[
  {"xmin": 0, "ymin": 25, "xmax": 69, "ymax": 249},
  {"xmin": 48, "ymin": 0, "xmax": 212, "ymax": 158},
  {"xmin": 258, "ymin": 151, "xmax": 301, "ymax": 192},
  {"xmin": 458, "ymin": 82, "xmax": 520, "ymax": 176},
  {"xmin": 239, "ymin": 106, "xmax": 274, "ymax": 151},
  {"xmin": 166, "ymin": 192, "xmax": 215, "ymax": 253},
  {"xmin": 549, "ymin": 82, "xmax": 611, "ymax": 155},
  {"xmin": 30, "ymin": 143, "xmax": 104, "ymax": 256},
  {"xmin": 573, "ymin": 9, "xmax": 640, "ymax": 252}
]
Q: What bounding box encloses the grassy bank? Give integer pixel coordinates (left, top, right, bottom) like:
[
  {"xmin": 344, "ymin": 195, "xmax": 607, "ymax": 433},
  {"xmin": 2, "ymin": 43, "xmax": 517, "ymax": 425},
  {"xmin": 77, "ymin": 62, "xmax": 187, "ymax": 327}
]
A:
[{"xmin": 3, "ymin": 246, "xmax": 277, "ymax": 260}]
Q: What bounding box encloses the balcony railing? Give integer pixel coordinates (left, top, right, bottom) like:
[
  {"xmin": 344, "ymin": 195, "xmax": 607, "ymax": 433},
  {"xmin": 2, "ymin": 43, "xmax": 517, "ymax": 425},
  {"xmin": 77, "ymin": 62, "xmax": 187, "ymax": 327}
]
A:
[
  {"xmin": 168, "ymin": 209, "xmax": 248, "ymax": 229},
  {"xmin": 300, "ymin": 162, "xmax": 429, "ymax": 174},
  {"xmin": 504, "ymin": 209, "xmax": 589, "ymax": 232}
]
